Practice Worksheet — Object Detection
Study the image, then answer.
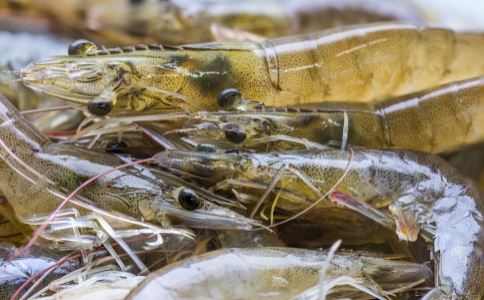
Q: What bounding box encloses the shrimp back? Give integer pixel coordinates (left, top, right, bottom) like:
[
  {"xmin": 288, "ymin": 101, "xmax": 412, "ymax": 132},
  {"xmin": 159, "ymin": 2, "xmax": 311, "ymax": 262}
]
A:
[
  {"xmin": 156, "ymin": 148, "xmax": 484, "ymax": 298},
  {"xmin": 21, "ymin": 23, "xmax": 484, "ymax": 114},
  {"xmin": 127, "ymin": 247, "xmax": 432, "ymax": 300}
]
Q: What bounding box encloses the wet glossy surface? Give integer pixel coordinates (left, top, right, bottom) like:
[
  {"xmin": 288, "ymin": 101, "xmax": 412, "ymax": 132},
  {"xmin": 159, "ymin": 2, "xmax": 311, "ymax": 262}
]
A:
[
  {"xmin": 157, "ymin": 148, "xmax": 484, "ymax": 298},
  {"xmin": 127, "ymin": 247, "xmax": 432, "ymax": 300},
  {"xmin": 20, "ymin": 23, "xmax": 484, "ymax": 115},
  {"xmin": 0, "ymin": 94, "xmax": 257, "ymax": 235}
]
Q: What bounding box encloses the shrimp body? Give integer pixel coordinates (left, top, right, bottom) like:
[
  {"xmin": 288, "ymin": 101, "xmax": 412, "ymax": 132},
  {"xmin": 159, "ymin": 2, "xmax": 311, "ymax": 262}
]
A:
[
  {"xmin": 172, "ymin": 76, "xmax": 484, "ymax": 153},
  {"xmin": 78, "ymin": 76, "xmax": 484, "ymax": 154},
  {"xmin": 81, "ymin": 0, "xmax": 423, "ymax": 45},
  {"xmin": 1, "ymin": 0, "xmax": 422, "ymax": 46},
  {"xmin": 0, "ymin": 94, "xmax": 257, "ymax": 235},
  {"xmin": 21, "ymin": 23, "xmax": 484, "ymax": 114},
  {"xmin": 156, "ymin": 148, "xmax": 484, "ymax": 298},
  {"xmin": 127, "ymin": 247, "xmax": 432, "ymax": 300}
]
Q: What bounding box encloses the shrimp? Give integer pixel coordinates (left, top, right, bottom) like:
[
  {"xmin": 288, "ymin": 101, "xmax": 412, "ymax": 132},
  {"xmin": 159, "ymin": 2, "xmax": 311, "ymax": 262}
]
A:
[
  {"xmin": 126, "ymin": 247, "xmax": 432, "ymax": 300},
  {"xmin": 0, "ymin": 242, "xmax": 80, "ymax": 300},
  {"xmin": 21, "ymin": 23, "xmax": 484, "ymax": 115},
  {"xmin": 172, "ymin": 76, "xmax": 484, "ymax": 153},
  {"xmin": 1, "ymin": 0, "xmax": 422, "ymax": 46},
  {"xmin": 0, "ymin": 92, "xmax": 260, "ymax": 256},
  {"xmin": 81, "ymin": 0, "xmax": 423, "ymax": 45},
  {"xmin": 155, "ymin": 148, "xmax": 484, "ymax": 298},
  {"xmin": 73, "ymin": 76, "xmax": 484, "ymax": 156}
]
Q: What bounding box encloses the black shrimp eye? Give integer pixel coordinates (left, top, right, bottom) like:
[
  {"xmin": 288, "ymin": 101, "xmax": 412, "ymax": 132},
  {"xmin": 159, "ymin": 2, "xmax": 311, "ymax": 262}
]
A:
[
  {"xmin": 224, "ymin": 124, "xmax": 247, "ymax": 144},
  {"xmin": 195, "ymin": 143, "xmax": 218, "ymax": 153},
  {"xmin": 106, "ymin": 140, "xmax": 128, "ymax": 150},
  {"xmin": 87, "ymin": 99, "xmax": 113, "ymax": 116},
  {"xmin": 178, "ymin": 188, "xmax": 201, "ymax": 211},
  {"xmin": 260, "ymin": 119, "xmax": 272, "ymax": 132},
  {"xmin": 68, "ymin": 39, "xmax": 97, "ymax": 56},
  {"xmin": 217, "ymin": 88, "xmax": 241, "ymax": 109}
]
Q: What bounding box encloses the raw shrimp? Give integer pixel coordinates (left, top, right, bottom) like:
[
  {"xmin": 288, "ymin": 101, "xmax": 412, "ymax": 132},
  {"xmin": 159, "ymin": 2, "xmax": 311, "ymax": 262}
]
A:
[
  {"xmin": 126, "ymin": 247, "xmax": 432, "ymax": 300},
  {"xmin": 156, "ymin": 148, "xmax": 484, "ymax": 298},
  {"xmin": 0, "ymin": 0, "xmax": 422, "ymax": 46},
  {"xmin": 75, "ymin": 76, "xmax": 484, "ymax": 162},
  {"xmin": 163, "ymin": 76, "xmax": 484, "ymax": 153},
  {"xmin": 21, "ymin": 23, "xmax": 484, "ymax": 115},
  {"xmin": 0, "ymin": 93, "xmax": 259, "ymax": 254},
  {"xmin": 81, "ymin": 0, "xmax": 423, "ymax": 45}
]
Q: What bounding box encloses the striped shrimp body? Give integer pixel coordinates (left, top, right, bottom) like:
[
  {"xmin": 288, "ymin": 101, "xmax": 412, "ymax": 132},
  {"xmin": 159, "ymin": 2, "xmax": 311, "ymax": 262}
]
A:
[
  {"xmin": 21, "ymin": 23, "xmax": 484, "ymax": 115},
  {"xmin": 127, "ymin": 247, "xmax": 432, "ymax": 300},
  {"xmin": 0, "ymin": 93, "xmax": 259, "ymax": 252},
  {"xmin": 76, "ymin": 76, "xmax": 484, "ymax": 154},
  {"xmin": 173, "ymin": 76, "xmax": 484, "ymax": 154},
  {"xmin": 156, "ymin": 148, "xmax": 484, "ymax": 298}
]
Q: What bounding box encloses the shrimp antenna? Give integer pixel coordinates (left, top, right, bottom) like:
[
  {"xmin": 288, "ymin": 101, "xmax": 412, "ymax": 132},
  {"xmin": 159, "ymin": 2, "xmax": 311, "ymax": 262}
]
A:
[{"xmin": 21, "ymin": 105, "xmax": 79, "ymax": 115}]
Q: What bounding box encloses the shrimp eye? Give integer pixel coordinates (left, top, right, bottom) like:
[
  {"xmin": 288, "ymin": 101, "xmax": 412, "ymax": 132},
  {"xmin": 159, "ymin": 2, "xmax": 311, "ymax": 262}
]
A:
[
  {"xmin": 195, "ymin": 143, "xmax": 218, "ymax": 153},
  {"xmin": 217, "ymin": 88, "xmax": 241, "ymax": 109},
  {"xmin": 68, "ymin": 39, "xmax": 97, "ymax": 56},
  {"xmin": 87, "ymin": 99, "xmax": 113, "ymax": 116},
  {"xmin": 259, "ymin": 119, "xmax": 273, "ymax": 133},
  {"xmin": 224, "ymin": 124, "xmax": 247, "ymax": 143},
  {"xmin": 106, "ymin": 140, "xmax": 128, "ymax": 150},
  {"xmin": 178, "ymin": 188, "xmax": 200, "ymax": 211}
]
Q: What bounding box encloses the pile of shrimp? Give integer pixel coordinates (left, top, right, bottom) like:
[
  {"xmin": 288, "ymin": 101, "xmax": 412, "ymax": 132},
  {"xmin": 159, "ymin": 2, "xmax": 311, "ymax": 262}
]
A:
[{"xmin": 0, "ymin": 0, "xmax": 483, "ymax": 299}]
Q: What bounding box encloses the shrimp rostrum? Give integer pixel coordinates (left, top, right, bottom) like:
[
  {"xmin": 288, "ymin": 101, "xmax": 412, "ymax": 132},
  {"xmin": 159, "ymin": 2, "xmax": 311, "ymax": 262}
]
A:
[
  {"xmin": 156, "ymin": 148, "xmax": 484, "ymax": 298},
  {"xmin": 21, "ymin": 23, "xmax": 484, "ymax": 115},
  {"xmin": 0, "ymin": 93, "xmax": 259, "ymax": 257},
  {"xmin": 127, "ymin": 247, "xmax": 432, "ymax": 300}
]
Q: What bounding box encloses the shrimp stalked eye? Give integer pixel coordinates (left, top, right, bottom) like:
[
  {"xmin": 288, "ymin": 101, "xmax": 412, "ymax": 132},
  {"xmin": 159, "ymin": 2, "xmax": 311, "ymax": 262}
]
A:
[
  {"xmin": 177, "ymin": 188, "xmax": 201, "ymax": 211},
  {"xmin": 217, "ymin": 88, "xmax": 242, "ymax": 109},
  {"xmin": 106, "ymin": 140, "xmax": 128, "ymax": 151},
  {"xmin": 87, "ymin": 99, "xmax": 113, "ymax": 116},
  {"xmin": 68, "ymin": 39, "xmax": 98, "ymax": 56},
  {"xmin": 223, "ymin": 123, "xmax": 247, "ymax": 143}
]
